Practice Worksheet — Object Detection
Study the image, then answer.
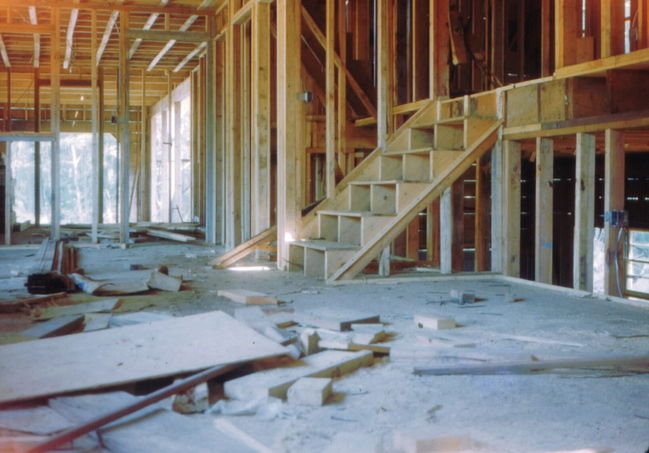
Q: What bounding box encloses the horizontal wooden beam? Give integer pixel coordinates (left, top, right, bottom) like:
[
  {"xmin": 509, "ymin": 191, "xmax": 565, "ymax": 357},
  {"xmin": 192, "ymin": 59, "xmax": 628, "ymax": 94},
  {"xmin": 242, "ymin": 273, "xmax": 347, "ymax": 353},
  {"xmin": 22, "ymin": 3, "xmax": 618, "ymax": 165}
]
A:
[
  {"xmin": 127, "ymin": 29, "xmax": 208, "ymax": 43},
  {"xmin": 0, "ymin": 24, "xmax": 54, "ymax": 34},
  {"xmin": 231, "ymin": 1, "xmax": 253, "ymax": 25},
  {"xmin": 37, "ymin": 79, "xmax": 92, "ymax": 87},
  {"xmin": 0, "ymin": 132, "xmax": 55, "ymax": 141}
]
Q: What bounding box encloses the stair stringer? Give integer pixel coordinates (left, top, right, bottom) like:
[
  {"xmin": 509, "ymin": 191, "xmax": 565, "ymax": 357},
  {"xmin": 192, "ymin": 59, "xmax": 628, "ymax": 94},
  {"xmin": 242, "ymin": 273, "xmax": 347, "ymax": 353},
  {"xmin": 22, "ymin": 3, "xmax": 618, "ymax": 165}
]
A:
[
  {"xmin": 327, "ymin": 120, "xmax": 503, "ymax": 282},
  {"xmin": 299, "ymin": 99, "xmax": 437, "ymax": 239}
]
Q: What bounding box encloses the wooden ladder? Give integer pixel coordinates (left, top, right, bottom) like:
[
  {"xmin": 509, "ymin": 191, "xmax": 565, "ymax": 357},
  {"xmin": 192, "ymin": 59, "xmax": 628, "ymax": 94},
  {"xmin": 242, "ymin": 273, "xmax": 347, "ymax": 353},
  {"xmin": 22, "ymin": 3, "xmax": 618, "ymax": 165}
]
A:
[{"xmin": 290, "ymin": 92, "xmax": 502, "ymax": 282}]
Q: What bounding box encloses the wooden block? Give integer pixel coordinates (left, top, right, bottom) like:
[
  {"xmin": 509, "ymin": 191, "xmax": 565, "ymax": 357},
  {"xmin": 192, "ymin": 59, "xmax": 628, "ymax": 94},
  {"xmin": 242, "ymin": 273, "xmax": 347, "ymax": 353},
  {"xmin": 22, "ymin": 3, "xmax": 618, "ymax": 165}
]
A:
[
  {"xmin": 449, "ymin": 289, "xmax": 475, "ymax": 304},
  {"xmin": 145, "ymin": 228, "xmax": 195, "ymax": 242},
  {"xmin": 287, "ymin": 377, "xmax": 332, "ymax": 406},
  {"xmin": 294, "ymin": 309, "xmax": 380, "ymax": 331},
  {"xmin": 31, "ymin": 298, "xmax": 122, "ymax": 321},
  {"xmin": 147, "ymin": 271, "xmax": 182, "ymax": 292},
  {"xmin": 414, "ymin": 314, "xmax": 456, "ymax": 330},
  {"xmin": 393, "ymin": 430, "xmax": 476, "ymax": 453},
  {"xmin": 83, "ymin": 313, "xmax": 112, "ymax": 332},
  {"xmin": 224, "ymin": 350, "xmax": 373, "ymax": 401},
  {"xmin": 0, "ymin": 311, "xmax": 288, "ymax": 404},
  {"xmin": 218, "ymin": 289, "xmax": 278, "ymax": 305},
  {"xmin": 299, "ymin": 328, "xmax": 320, "ymax": 355},
  {"xmin": 21, "ymin": 315, "xmax": 85, "ymax": 338}
]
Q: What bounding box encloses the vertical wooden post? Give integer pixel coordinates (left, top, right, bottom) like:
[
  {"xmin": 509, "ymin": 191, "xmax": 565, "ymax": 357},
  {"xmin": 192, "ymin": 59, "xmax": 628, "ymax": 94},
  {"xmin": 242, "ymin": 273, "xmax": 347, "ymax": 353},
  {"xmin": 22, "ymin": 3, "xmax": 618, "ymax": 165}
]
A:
[
  {"xmin": 377, "ymin": 0, "xmax": 391, "ymax": 276},
  {"xmin": 240, "ymin": 23, "xmax": 251, "ymax": 241},
  {"xmin": 502, "ymin": 140, "xmax": 521, "ymax": 277},
  {"xmin": 426, "ymin": 199, "xmax": 440, "ymax": 266},
  {"xmin": 91, "ymin": 10, "xmax": 99, "ymax": 243},
  {"xmin": 98, "ymin": 68, "xmax": 104, "ymax": 224},
  {"xmin": 441, "ymin": 179, "xmax": 465, "ymax": 274},
  {"xmin": 139, "ymin": 69, "xmax": 150, "ymax": 222},
  {"xmin": 205, "ymin": 15, "xmax": 218, "ymax": 244},
  {"xmin": 276, "ymin": 0, "xmax": 302, "ymax": 270},
  {"xmin": 534, "ymin": 137, "xmax": 554, "ymax": 284},
  {"xmin": 475, "ymin": 153, "xmax": 490, "ymax": 271},
  {"xmin": 440, "ymin": 188, "xmax": 452, "ymax": 273},
  {"xmin": 118, "ymin": 11, "xmax": 130, "ymax": 244},
  {"xmin": 604, "ymin": 129, "xmax": 625, "ymax": 296},
  {"xmin": 336, "ymin": 0, "xmax": 347, "ymax": 176},
  {"xmin": 541, "ymin": 0, "xmax": 552, "ymax": 76},
  {"xmin": 490, "ymin": 141, "xmax": 503, "ymax": 272},
  {"xmin": 226, "ymin": 2, "xmax": 241, "ymax": 248},
  {"xmin": 490, "ymin": 0, "xmax": 505, "ymax": 85},
  {"xmin": 34, "ymin": 69, "xmax": 40, "ymax": 226},
  {"xmin": 601, "ymin": 0, "xmax": 625, "ymax": 58},
  {"xmin": 51, "ymin": 7, "xmax": 61, "ymax": 240},
  {"xmin": 251, "ymin": 1, "xmax": 271, "ymax": 235},
  {"xmin": 4, "ymin": 69, "xmax": 10, "ymax": 245},
  {"xmin": 573, "ymin": 133, "xmax": 596, "ymax": 291},
  {"xmin": 430, "ymin": 0, "xmax": 450, "ymax": 98},
  {"xmin": 325, "ymin": 0, "xmax": 336, "ymax": 197},
  {"xmin": 555, "ymin": 0, "xmax": 579, "ymax": 69},
  {"xmin": 166, "ymin": 72, "xmax": 173, "ymax": 222}
]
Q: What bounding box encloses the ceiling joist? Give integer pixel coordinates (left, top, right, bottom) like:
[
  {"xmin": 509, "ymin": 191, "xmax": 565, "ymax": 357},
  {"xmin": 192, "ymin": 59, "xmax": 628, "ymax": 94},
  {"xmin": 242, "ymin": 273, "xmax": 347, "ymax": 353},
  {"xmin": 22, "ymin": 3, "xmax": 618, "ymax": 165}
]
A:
[
  {"xmin": 63, "ymin": 8, "xmax": 79, "ymax": 70},
  {"xmin": 147, "ymin": 14, "xmax": 198, "ymax": 72},
  {"xmin": 28, "ymin": 6, "xmax": 40, "ymax": 68}
]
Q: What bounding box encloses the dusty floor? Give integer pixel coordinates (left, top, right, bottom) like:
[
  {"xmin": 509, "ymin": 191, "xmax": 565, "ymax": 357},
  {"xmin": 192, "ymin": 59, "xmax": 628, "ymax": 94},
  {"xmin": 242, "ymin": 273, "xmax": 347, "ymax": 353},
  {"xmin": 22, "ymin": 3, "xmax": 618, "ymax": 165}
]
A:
[{"xmin": 1, "ymin": 241, "xmax": 649, "ymax": 453}]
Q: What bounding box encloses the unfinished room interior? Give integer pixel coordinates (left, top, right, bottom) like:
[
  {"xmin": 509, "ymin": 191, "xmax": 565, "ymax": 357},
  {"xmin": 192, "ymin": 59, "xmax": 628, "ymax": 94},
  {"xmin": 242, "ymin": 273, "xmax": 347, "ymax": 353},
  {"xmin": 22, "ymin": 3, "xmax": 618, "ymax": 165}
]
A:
[{"xmin": 1, "ymin": 0, "xmax": 649, "ymax": 451}]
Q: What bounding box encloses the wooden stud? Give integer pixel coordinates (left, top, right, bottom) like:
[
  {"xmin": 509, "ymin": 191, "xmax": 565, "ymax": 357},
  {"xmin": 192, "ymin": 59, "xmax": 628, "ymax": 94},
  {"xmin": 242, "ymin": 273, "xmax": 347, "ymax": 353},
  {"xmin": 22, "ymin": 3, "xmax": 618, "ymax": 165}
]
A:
[
  {"xmin": 28, "ymin": 6, "xmax": 40, "ymax": 68},
  {"xmin": 541, "ymin": 0, "xmax": 552, "ymax": 76},
  {"xmin": 430, "ymin": 0, "xmax": 450, "ymax": 98},
  {"xmin": 426, "ymin": 199, "xmax": 440, "ymax": 266},
  {"xmin": 440, "ymin": 188, "xmax": 452, "ymax": 274},
  {"xmin": 325, "ymin": 0, "xmax": 335, "ymax": 198},
  {"xmin": 98, "ymin": 67, "xmax": 105, "ymax": 224},
  {"xmin": 336, "ymin": 0, "xmax": 347, "ymax": 177},
  {"xmin": 377, "ymin": 0, "xmax": 391, "ymax": 272},
  {"xmin": 91, "ymin": 10, "xmax": 99, "ymax": 243},
  {"xmin": 573, "ymin": 133, "xmax": 596, "ymax": 291},
  {"xmin": 50, "ymin": 7, "xmax": 61, "ymax": 240},
  {"xmin": 475, "ymin": 153, "xmax": 490, "ymax": 271},
  {"xmin": 34, "ymin": 68, "xmax": 40, "ymax": 226},
  {"xmin": 490, "ymin": 141, "xmax": 504, "ymax": 272},
  {"xmin": 251, "ymin": 1, "xmax": 271, "ymax": 235},
  {"xmin": 603, "ymin": 129, "xmax": 625, "ymax": 296},
  {"xmin": 534, "ymin": 137, "xmax": 554, "ymax": 284},
  {"xmin": 502, "ymin": 140, "xmax": 521, "ymax": 277},
  {"xmin": 276, "ymin": 0, "xmax": 302, "ymax": 270},
  {"xmin": 600, "ymin": 0, "xmax": 625, "ymax": 58},
  {"xmin": 97, "ymin": 11, "xmax": 119, "ymax": 66},
  {"xmin": 118, "ymin": 12, "xmax": 130, "ymax": 244},
  {"xmin": 204, "ymin": 15, "xmax": 218, "ymax": 244}
]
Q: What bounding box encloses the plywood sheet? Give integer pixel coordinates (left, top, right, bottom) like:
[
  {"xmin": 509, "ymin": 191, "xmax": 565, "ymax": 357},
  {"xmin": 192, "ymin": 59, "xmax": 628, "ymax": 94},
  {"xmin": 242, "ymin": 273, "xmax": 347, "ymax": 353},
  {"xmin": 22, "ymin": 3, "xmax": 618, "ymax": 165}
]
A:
[{"xmin": 0, "ymin": 311, "xmax": 288, "ymax": 404}]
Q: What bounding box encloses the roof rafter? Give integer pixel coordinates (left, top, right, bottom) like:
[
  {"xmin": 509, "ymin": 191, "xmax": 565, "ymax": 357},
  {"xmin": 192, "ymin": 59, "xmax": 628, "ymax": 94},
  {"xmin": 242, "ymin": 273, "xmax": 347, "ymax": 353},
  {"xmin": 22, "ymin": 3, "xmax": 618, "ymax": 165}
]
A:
[
  {"xmin": 147, "ymin": 14, "xmax": 198, "ymax": 72},
  {"xmin": 129, "ymin": 0, "xmax": 169, "ymax": 60},
  {"xmin": 96, "ymin": 10, "xmax": 119, "ymax": 66},
  {"xmin": 63, "ymin": 8, "xmax": 79, "ymax": 70},
  {"xmin": 0, "ymin": 35, "xmax": 10, "ymax": 68},
  {"xmin": 173, "ymin": 40, "xmax": 206, "ymax": 73}
]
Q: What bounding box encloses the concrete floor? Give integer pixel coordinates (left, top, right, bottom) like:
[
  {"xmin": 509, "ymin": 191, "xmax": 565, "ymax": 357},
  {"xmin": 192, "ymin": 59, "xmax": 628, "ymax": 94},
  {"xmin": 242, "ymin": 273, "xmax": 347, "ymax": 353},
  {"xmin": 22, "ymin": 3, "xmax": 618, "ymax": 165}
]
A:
[{"xmin": 1, "ymin": 241, "xmax": 648, "ymax": 453}]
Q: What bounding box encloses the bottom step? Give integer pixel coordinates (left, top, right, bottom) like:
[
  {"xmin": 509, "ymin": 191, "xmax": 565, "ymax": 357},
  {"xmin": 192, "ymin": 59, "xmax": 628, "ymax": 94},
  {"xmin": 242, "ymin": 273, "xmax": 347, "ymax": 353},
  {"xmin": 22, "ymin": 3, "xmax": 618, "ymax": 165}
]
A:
[{"xmin": 289, "ymin": 241, "xmax": 359, "ymax": 279}]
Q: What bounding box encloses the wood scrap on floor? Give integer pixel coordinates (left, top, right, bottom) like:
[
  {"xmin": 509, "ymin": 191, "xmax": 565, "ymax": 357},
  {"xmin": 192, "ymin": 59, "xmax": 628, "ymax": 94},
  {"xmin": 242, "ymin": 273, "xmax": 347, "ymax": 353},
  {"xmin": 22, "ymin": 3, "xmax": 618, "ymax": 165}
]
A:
[
  {"xmin": 293, "ymin": 309, "xmax": 380, "ymax": 331},
  {"xmin": 210, "ymin": 226, "xmax": 277, "ymax": 268},
  {"xmin": 413, "ymin": 354, "xmax": 649, "ymax": 376},
  {"xmin": 108, "ymin": 312, "xmax": 171, "ymax": 328},
  {"xmin": 147, "ymin": 270, "xmax": 182, "ymax": 292},
  {"xmin": 30, "ymin": 298, "xmax": 122, "ymax": 321},
  {"xmin": 70, "ymin": 273, "xmax": 150, "ymax": 296},
  {"xmin": 21, "ymin": 315, "xmax": 85, "ymax": 338},
  {"xmin": 218, "ymin": 289, "xmax": 278, "ymax": 305},
  {"xmin": 224, "ymin": 350, "xmax": 373, "ymax": 401},
  {"xmin": 0, "ymin": 311, "xmax": 288, "ymax": 404},
  {"xmin": 145, "ymin": 228, "xmax": 196, "ymax": 243},
  {"xmin": 0, "ymin": 292, "xmax": 67, "ymax": 314},
  {"xmin": 287, "ymin": 377, "xmax": 332, "ymax": 406},
  {"xmin": 414, "ymin": 314, "xmax": 456, "ymax": 330},
  {"xmin": 83, "ymin": 313, "xmax": 113, "ymax": 332}
]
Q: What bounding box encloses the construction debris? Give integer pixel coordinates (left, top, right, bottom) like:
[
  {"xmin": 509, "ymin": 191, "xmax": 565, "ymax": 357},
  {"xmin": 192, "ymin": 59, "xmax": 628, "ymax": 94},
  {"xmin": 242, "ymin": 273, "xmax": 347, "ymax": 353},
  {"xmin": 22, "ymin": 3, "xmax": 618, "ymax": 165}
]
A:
[
  {"xmin": 293, "ymin": 309, "xmax": 380, "ymax": 331},
  {"xmin": 0, "ymin": 311, "xmax": 288, "ymax": 404},
  {"xmin": 449, "ymin": 289, "xmax": 476, "ymax": 304},
  {"xmin": 0, "ymin": 406, "xmax": 74, "ymax": 435},
  {"xmin": 31, "ymin": 298, "xmax": 122, "ymax": 321},
  {"xmin": 287, "ymin": 377, "xmax": 333, "ymax": 406},
  {"xmin": 414, "ymin": 314, "xmax": 456, "ymax": 330},
  {"xmin": 147, "ymin": 270, "xmax": 182, "ymax": 292},
  {"xmin": 218, "ymin": 289, "xmax": 278, "ymax": 305},
  {"xmin": 21, "ymin": 314, "xmax": 85, "ymax": 338},
  {"xmin": 0, "ymin": 292, "xmax": 67, "ymax": 314},
  {"xmin": 393, "ymin": 431, "xmax": 479, "ymax": 453},
  {"xmin": 145, "ymin": 228, "xmax": 196, "ymax": 243}
]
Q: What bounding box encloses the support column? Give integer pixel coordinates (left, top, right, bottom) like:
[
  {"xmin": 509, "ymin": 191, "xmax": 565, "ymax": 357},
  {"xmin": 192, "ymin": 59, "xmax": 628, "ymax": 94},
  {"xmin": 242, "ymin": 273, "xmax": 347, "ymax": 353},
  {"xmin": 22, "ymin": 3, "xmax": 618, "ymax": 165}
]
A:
[
  {"xmin": 440, "ymin": 188, "xmax": 452, "ymax": 273},
  {"xmin": 205, "ymin": 15, "xmax": 218, "ymax": 244},
  {"xmin": 502, "ymin": 140, "xmax": 521, "ymax": 277},
  {"xmin": 555, "ymin": 0, "xmax": 578, "ymax": 69},
  {"xmin": 534, "ymin": 137, "xmax": 554, "ymax": 283},
  {"xmin": 490, "ymin": 141, "xmax": 503, "ymax": 272},
  {"xmin": 573, "ymin": 133, "xmax": 596, "ymax": 291},
  {"xmin": 51, "ymin": 7, "xmax": 61, "ymax": 240},
  {"xmin": 91, "ymin": 10, "xmax": 100, "ymax": 243},
  {"xmin": 118, "ymin": 12, "xmax": 130, "ymax": 244},
  {"xmin": 430, "ymin": 0, "xmax": 450, "ymax": 98},
  {"xmin": 475, "ymin": 153, "xmax": 490, "ymax": 271},
  {"xmin": 3, "ymin": 140, "xmax": 10, "ymax": 245},
  {"xmin": 604, "ymin": 129, "xmax": 625, "ymax": 296},
  {"xmin": 377, "ymin": 0, "xmax": 391, "ymax": 276},
  {"xmin": 325, "ymin": 0, "xmax": 336, "ymax": 197},
  {"xmin": 139, "ymin": 69, "xmax": 150, "ymax": 222},
  {"xmin": 34, "ymin": 69, "xmax": 40, "ymax": 226},
  {"xmin": 251, "ymin": 1, "xmax": 271, "ymax": 235},
  {"xmin": 276, "ymin": 0, "xmax": 302, "ymax": 270}
]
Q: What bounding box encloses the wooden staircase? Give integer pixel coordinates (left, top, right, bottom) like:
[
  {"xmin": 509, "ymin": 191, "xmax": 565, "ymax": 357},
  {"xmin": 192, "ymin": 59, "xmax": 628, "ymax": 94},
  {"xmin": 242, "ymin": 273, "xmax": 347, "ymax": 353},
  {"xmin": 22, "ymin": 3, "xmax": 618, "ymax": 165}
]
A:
[{"xmin": 289, "ymin": 92, "xmax": 502, "ymax": 282}]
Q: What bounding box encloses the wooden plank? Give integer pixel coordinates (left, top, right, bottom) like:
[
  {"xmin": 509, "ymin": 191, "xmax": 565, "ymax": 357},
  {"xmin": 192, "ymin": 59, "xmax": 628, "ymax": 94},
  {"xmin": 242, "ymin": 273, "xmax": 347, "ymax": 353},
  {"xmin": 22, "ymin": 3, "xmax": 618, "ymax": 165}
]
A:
[
  {"xmin": 97, "ymin": 11, "xmax": 119, "ymax": 66},
  {"xmin": 276, "ymin": 0, "xmax": 302, "ymax": 270},
  {"xmin": 541, "ymin": 0, "xmax": 552, "ymax": 76},
  {"xmin": 603, "ymin": 129, "xmax": 625, "ymax": 296},
  {"xmin": 430, "ymin": 0, "xmax": 450, "ymax": 98},
  {"xmin": 474, "ymin": 153, "xmax": 490, "ymax": 271},
  {"xmin": 534, "ymin": 137, "xmax": 553, "ymax": 284},
  {"xmin": 118, "ymin": 12, "xmax": 130, "ymax": 245},
  {"xmin": 210, "ymin": 226, "xmax": 276, "ymax": 268},
  {"xmin": 147, "ymin": 15, "xmax": 200, "ymax": 71},
  {"xmin": 251, "ymin": 1, "xmax": 271, "ymax": 234},
  {"xmin": 501, "ymin": 140, "xmax": 521, "ymax": 277},
  {"xmin": 145, "ymin": 228, "xmax": 195, "ymax": 242},
  {"xmin": 217, "ymin": 289, "xmax": 278, "ymax": 305},
  {"xmin": 63, "ymin": 8, "xmax": 79, "ymax": 70},
  {"xmin": 224, "ymin": 350, "xmax": 373, "ymax": 400},
  {"xmin": 439, "ymin": 188, "xmax": 452, "ymax": 274},
  {"xmin": 293, "ymin": 309, "xmax": 380, "ymax": 331},
  {"xmin": 31, "ymin": 298, "xmax": 122, "ymax": 320},
  {"xmin": 600, "ymin": 0, "xmax": 625, "ymax": 58},
  {"xmin": 21, "ymin": 315, "xmax": 85, "ymax": 338},
  {"xmin": 325, "ymin": 0, "xmax": 335, "ymax": 198},
  {"xmin": 50, "ymin": 7, "xmax": 61, "ymax": 241},
  {"xmin": 573, "ymin": 133, "xmax": 596, "ymax": 291},
  {"xmin": 0, "ymin": 311, "xmax": 288, "ymax": 404},
  {"xmin": 127, "ymin": 28, "xmax": 208, "ymax": 43},
  {"xmin": 91, "ymin": 10, "xmax": 99, "ymax": 243},
  {"xmin": 414, "ymin": 354, "xmax": 649, "ymax": 376}
]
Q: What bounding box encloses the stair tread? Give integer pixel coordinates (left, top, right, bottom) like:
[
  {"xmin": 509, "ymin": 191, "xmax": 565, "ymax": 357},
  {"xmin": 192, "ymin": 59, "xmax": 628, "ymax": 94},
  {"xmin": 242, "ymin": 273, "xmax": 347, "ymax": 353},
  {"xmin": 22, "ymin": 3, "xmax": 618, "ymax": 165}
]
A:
[
  {"xmin": 318, "ymin": 210, "xmax": 396, "ymax": 217},
  {"xmin": 349, "ymin": 179, "xmax": 430, "ymax": 186},
  {"xmin": 384, "ymin": 147, "xmax": 464, "ymax": 155},
  {"xmin": 291, "ymin": 240, "xmax": 359, "ymax": 251}
]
